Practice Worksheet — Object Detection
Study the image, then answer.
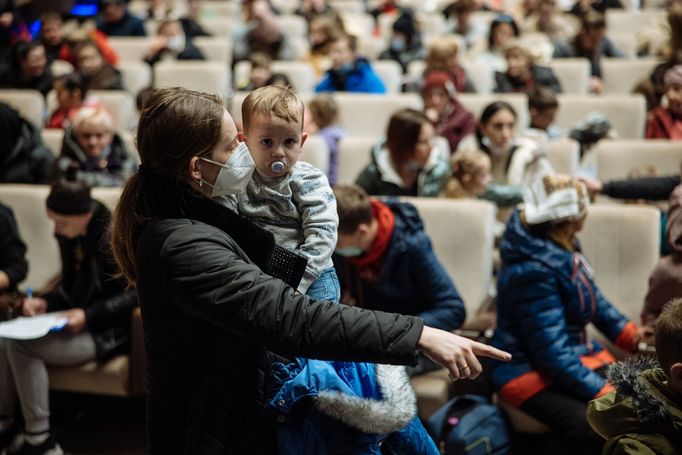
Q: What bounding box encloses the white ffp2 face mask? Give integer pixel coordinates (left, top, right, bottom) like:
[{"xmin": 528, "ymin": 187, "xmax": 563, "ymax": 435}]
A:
[{"xmin": 200, "ymin": 142, "xmax": 255, "ymax": 197}]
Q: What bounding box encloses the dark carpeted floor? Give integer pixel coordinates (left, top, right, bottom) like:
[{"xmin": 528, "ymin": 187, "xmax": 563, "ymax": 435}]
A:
[{"xmin": 50, "ymin": 392, "xmax": 146, "ymax": 455}]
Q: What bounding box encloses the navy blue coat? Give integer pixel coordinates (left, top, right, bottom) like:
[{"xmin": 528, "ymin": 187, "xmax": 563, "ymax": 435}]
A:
[
  {"xmin": 334, "ymin": 199, "xmax": 466, "ymax": 331},
  {"xmin": 490, "ymin": 210, "xmax": 636, "ymax": 407}
]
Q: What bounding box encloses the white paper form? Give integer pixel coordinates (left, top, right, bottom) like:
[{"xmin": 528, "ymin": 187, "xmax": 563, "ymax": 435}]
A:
[{"xmin": 0, "ymin": 313, "xmax": 69, "ymax": 340}]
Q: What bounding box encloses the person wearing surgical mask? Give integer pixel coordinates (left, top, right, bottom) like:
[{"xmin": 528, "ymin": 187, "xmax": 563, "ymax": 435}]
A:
[
  {"xmin": 332, "ymin": 184, "xmax": 466, "ymax": 375},
  {"xmin": 109, "ymin": 86, "xmax": 511, "ymax": 453},
  {"xmin": 378, "ymin": 10, "xmax": 426, "ymax": 75},
  {"xmin": 456, "ymin": 101, "xmax": 552, "ymax": 189},
  {"xmin": 144, "ymin": 20, "xmax": 205, "ymax": 66},
  {"xmin": 356, "ymin": 108, "xmax": 451, "ymax": 197}
]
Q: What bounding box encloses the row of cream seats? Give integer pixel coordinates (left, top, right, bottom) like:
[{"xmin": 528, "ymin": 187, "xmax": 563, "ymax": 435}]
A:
[
  {"xmin": 3, "ymin": 88, "xmax": 648, "ymax": 140},
  {"xmin": 0, "ymin": 183, "xmax": 660, "ymax": 416}
]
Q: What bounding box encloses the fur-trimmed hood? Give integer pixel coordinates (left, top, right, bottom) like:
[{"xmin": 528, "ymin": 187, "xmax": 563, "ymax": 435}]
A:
[
  {"xmin": 587, "ymin": 356, "xmax": 682, "ymax": 446},
  {"xmin": 268, "ymin": 361, "xmax": 416, "ymax": 434}
]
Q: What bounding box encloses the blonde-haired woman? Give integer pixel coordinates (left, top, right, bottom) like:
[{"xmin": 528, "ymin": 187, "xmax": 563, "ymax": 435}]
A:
[
  {"xmin": 49, "ymin": 105, "xmax": 136, "ymax": 187},
  {"xmin": 424, "ymin": 36, "xmax": 474, "ymax": 93}
]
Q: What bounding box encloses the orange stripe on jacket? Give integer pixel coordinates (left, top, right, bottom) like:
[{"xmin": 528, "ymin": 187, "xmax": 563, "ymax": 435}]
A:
[
  {"xmin": 580, "ymin": 349, "xmax": 616, "ymax": 370},
  {"xmin": 615, "ymin": 321, "xmax": 638, "ymax": 353},
  {"xmin": 498, "ymin": 370, "xmax": 553, "ymax": 408}
]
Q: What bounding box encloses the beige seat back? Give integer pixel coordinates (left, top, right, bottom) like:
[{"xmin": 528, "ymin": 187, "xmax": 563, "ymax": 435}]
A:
[
  {"xmin": 46, "ymin": 89, "xmax": 136, "ymax": 132},
  {"xmin": 555, "ymin": 94, "xmax": 646, "ymax": 139},
  {"xmin": 547, "ymin": 58, "xmax": 590, "ymax": 95},
  {"xmin": 271, "ymin": 61, "xmax": 316, "ymax": 93},
  {"xmin": 335, "ymin": 93, "xmax": 422, "ymax": 136},
  {"xmin": 118, "ymin": 61, "xmax": 152, "ymax": 98},
  {"xmin": 91, "ymin": 187, "xmax": 122, "ymax": 212},
  {"xmin": 373, "ymin": 60, "xmax": 404, "ymax": 94},
  {"xmin": 546, "ymin": 139, "xmax": 580, "ymax": 176},
  {"xmin": 606, "ymin": 10, "xmax": 666, "ymax": 35},
  {"xmin": 119, "ymin": 131, "xmax": 140, "ymax": 164},
  {"xmin": 602, "ymin": 58, "xmax": 660, "ymax": 95},
  {"xmin": 50, "ymin": 59, "xmax": 74, "ymax": 77},
  {"xmin": 400, "ymin": 197, "xmax": 496, "ymax": 316},
  {"xmin": 337, "ymin": 136, "xmax": 375, "ymax": 185},
  {"xmin": 302, "ymin": 134, "xmax": 330, "ymax": 177},
  {"xmin": 108, "ymin": 37, "xmax": 153, "ymax": 62},
  {"xmin": 0, "ymin": 90, "xmax": 46, "ymax": 128},
  {"xmin": 607, "ymin": 33, "xmax": 638, "ymax": 59},
  {"xmin": 41, "ymin": 129, "xmax": 65, "ymax": 156},
  {"xmin": 0, "ymin": 185, "xmax": 59, "ymax": 290},
  {"xmin": 594, "ymin": 140, "xmax": 682, "ymax": 181},
  {"xmin": 274, "ymin": 14, "xmax": 308, "ymax": 39},
  {"xmin": 578, "ymin": 204, "xmax": 660, "ymax": 322},
  {"xmin": 154, "ymin": 61, "xmax": 231, "ymax": 99},
  {"xmin": 193, "ymin": 36, "xmax": 232, "ymax": 65},
  {"xmin": 196, "ymin": 17, "xmax": 234, "ymax": 37}
]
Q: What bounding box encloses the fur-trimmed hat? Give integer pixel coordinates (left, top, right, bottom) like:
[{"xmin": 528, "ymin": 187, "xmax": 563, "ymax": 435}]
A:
[{"xmin": 523, "ymin": 174, "xmax": 590, "ymax": 225}]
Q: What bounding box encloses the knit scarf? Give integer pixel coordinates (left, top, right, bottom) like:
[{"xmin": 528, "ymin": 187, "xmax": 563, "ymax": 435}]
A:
[{"xmin": 348, "ymin": 199, "xmax": 395, "ymax": 280}]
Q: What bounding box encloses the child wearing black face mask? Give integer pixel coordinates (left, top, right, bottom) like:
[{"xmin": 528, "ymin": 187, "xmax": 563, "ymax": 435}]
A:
[{"xmin": 378, "ymin": 10, "xmax": 426, "ymax": 74}]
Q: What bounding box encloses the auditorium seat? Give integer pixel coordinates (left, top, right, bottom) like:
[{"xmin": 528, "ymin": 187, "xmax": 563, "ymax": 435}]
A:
[
  {"xmin": 578, "ymin": 204, "xmax": 661, "ymax": 323},
  {"xmin": 594, "ymin": 140, "xmax": 682, "ymax": 181},
  {"xmin": 50, "ymin": 59, "xmax": 74, "ymax": 77},
  {"xmin": 605, "ymin": 9, "xmax": 666, "ymax": 35},
  {"xmin": 373, "ymin": 59, "xmax": 404, "ymax": 93},
  {"xmin": 0, "ymin": 89, "xmax": 45, "ymax": 128},
  {"xmin": 547, "ymin": 58, "xmax": 590, "ymax": 95},
  {"xmin": 193, "ymin": 36, "xmax": 232, "ymax": 65},
  {"xmin": 45, "ymin": 89, "xmax": 136, "ymax": 132},
  {"xmin": 41, "ymin": 129, "xmax": 64, "ymax": 155},
  {"xmin": 337, "ymin": 136, "xmax": 374, "ymax": 184},
  {"xmin": 0, "ymin": 184, "xmax": 146, "ymax": 396},
  {"xmin": 602, "ymin": 58, "xmax": 660, "ymax": 95},
  {"xmin": 154, "ymin": 61, "xmax": 231, "ymax": 99},
  {"xmin": 274, "ymin": 14, "xmax": 308, "ymax": 40},
  {"xmin": 341, "ymin": 11, "xmax": 375, "ymax": 38},
  {"xmin": 400, "ymin": 197, "xmax": 496, "ymax": 318},
  {"xmin": 302, "ymin": 134, "xmax": 330, "ymax": 176},
  {"xmin": 334, "ymin": 93, "xmax": 422, "ymax": 136},
  {"xmin": 107, "ymin": 37, "xmax": 153, "ymax": 62},
  {"xmin": 118, "ymin": 61, "xmax": 152, "ymax": 98},
  {"xmin": 607, "ymin": 32, "xmax": 638, "ymax": 59},
  {"xmin": 554, "ymin": 94, "xmax": 646, "ymax": 139},
  {"xmin": 196, "ymin": 17, "xmax": 234, "ymax": 37},
  {"xmin": 546, "ymin": 138, "xmax": 580, "ymax": 176}
]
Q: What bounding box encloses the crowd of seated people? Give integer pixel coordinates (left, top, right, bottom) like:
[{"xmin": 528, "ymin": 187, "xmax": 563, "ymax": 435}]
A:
[{"xmin": 1, "ymin": 0, "xmax": 682, "ymax": 454}]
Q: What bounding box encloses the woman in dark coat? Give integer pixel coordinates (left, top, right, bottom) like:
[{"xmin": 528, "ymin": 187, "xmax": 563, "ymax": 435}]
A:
[
  {"xmin": 494, "ymin": 44, "xmax": 562, "ymax": 94},
  {"xmin": 109, "ymin": 87, "xmax": 510, "ymax": 454}
]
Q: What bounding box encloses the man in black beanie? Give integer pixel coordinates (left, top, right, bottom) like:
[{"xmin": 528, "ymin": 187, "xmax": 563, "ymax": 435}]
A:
[{"xmin": 0, "ymin": 176, "xmax": 137, "ymax": 455}]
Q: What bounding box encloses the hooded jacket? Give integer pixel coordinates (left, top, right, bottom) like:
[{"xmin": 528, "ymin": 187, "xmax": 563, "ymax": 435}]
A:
[
  {"xmin": 646, "ymin": 106, "xmax": 682, "ymax": 140},
  {"xmin": 334, "ymin": 199, "xmax": 466, "ymax": 332},
  {"xmin": 267, "ymin": 360, "xmax": 438, "ymax": 454},
  {"xmin": 0, "ymin": 203, "xmax": 27, "ymax": 292},
  {"xmin": 587, "ymin": 356, "xmax": 682, "ymax": 455},
  {"xmin": 355, "ymin": 138, "xmax": 450, "ymax": 197},
  {"xmin": 315, "ymin": 57, "xmax": 387, "ymax": 94},
  {"xmin": 434, "ymin": 97, "xmax": 478, "ymax": 153},
  {"xmin": 642, "ymin": 185, "xmax": 682, "ymax": 328},
  {"xmin": 491, "ymin": 210, "xmax": 637, "ymax": 407},
  {"xmin": 0, "ymin": 102, "xmax": 53, "ymax": 184},
  {"xmin": 49, "ymin": 127, "xmax": 136, "ymax": 187},
  {"xmin": 43, "ymin": 201, "xmax": 137, "ymax": 359}
]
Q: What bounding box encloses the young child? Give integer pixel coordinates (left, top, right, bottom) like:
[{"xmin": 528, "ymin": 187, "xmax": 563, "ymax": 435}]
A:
[
  {"xmin": 47, "ymin": 73, "xmax": 88, "ymax": 129},
  {"xmin": 229, "ymin": 85, "xmax": 437, "ymax": 454},
  {"xmin": 307, "ymin": 94, "xmax": 346, "ymax": 186},
  {"xmin": 443, "ymin": 149, "xmax": 523, "ymax": 208},
  {"xmin": 587, "ymin": 298, "xmax": 682, "ymax": 452}
]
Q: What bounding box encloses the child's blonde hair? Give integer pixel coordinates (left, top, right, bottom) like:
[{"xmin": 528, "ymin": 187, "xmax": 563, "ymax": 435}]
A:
[
  {"xmin": 425, "ymin": 37, "xmax": 459, "ymax": 74},
  {"xmin": 241, "ymin": 85, "xmax": 305, "ymax": 133},
  {"xmin": 442, "ymin": 150, "xmax": 490, "ymax": 198},
  {"xmin": 308, "ymin": 94, "xmax": 339, "ymax": 129}
]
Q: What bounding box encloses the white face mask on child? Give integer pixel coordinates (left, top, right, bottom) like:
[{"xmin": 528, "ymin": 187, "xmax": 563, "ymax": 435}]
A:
[{"xmin": 200, "ymin": 142, "xmax": 255, "ymax": 197}]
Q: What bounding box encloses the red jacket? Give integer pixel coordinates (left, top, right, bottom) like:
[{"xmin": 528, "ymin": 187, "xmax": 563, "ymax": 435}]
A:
[
  {"xmin": 435, "ymin": 96, "xmax": 477, "ymax": 152},
  {"xmin": 645, "ymin": 106, "xmax": 682, "ymax": 140}
]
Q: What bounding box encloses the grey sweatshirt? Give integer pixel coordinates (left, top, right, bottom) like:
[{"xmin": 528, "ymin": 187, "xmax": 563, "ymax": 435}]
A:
[{"xmin": 227, "ymin": 161, "xmax": 338, "ymax": 293}]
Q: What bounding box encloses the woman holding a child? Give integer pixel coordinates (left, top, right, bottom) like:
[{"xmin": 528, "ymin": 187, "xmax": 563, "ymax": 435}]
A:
[{"xmin": 110, "ymin": 87, "xmax": 511, "ymax": 454}]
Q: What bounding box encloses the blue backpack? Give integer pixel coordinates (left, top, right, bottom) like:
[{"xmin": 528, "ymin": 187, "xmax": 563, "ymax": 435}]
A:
[{"xmin": 425, "ymin": 394, "xmax": 510, "ymax": 455}]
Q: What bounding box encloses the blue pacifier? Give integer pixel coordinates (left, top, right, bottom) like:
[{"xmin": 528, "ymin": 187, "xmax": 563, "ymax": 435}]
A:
[{"xmin": 270, "ymin": 161, "xmax": 285, "ymax": 173}]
